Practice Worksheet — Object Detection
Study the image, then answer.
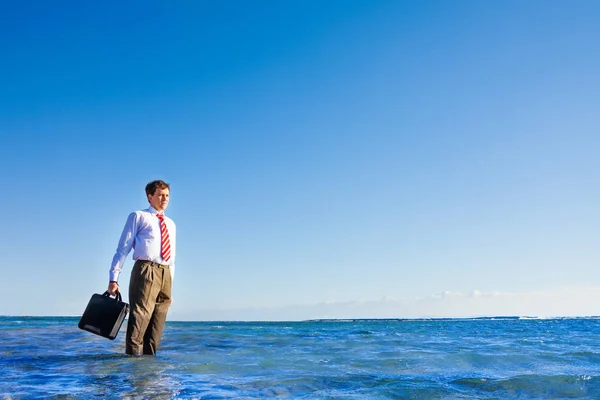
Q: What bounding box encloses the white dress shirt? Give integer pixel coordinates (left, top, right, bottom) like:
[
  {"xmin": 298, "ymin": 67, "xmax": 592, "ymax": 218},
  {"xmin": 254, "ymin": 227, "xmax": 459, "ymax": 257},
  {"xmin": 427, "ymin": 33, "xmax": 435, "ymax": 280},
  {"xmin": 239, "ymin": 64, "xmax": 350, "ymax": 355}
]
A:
[{"xmin": 109, "ymin": 206, "xmax": 176, "ymax": 282}]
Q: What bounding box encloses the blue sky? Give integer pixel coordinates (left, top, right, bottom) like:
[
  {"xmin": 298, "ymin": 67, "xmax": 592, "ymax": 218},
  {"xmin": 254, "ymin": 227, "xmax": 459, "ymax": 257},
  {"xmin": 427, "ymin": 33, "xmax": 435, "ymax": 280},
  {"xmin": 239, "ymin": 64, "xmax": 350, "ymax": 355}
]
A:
[{"xmin": 1, "ymin": 1, "xmax": 599, "ymax": 320}]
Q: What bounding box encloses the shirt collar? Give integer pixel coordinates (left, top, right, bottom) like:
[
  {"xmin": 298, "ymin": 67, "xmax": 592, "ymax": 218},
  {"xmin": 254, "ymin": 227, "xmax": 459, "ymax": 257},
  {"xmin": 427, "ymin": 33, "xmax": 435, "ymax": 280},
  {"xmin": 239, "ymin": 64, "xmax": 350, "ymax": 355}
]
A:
[{"xmin": 147, "ymin": 206, "xmax": 164, "ymax": 216}]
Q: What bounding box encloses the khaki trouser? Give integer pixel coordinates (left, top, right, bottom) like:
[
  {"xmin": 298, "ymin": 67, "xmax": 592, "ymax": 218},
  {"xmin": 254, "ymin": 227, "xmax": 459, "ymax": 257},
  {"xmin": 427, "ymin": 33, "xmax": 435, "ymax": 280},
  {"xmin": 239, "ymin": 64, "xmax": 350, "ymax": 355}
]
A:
[{"xmin": 126, "ymin": 260, "xmax": 172, "ymax": 356}]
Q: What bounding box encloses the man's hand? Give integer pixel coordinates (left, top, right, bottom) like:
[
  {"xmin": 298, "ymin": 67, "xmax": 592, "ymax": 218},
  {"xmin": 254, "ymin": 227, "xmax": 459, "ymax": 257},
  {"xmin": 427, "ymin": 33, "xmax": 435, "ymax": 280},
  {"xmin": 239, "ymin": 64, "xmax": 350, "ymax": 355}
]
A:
[{"xmin": 108, "ymin": 281, "xmax": 119, "ymax": 296}]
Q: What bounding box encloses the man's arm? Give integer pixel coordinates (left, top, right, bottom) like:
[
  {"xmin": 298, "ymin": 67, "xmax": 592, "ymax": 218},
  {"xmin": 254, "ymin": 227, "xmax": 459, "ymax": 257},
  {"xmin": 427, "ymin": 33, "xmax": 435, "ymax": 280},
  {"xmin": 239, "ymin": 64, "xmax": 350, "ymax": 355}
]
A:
[{"xmin": 107, "ymin": 212, "xmax": 138, "ymax": 295}]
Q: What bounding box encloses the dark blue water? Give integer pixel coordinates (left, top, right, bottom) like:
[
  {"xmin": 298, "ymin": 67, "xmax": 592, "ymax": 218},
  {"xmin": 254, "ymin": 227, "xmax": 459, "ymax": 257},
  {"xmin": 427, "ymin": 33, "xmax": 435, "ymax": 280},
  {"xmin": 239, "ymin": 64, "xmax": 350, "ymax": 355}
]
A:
[{"xmin": 2, "ymin": 317, "xmax": 600, "ymax": 398}]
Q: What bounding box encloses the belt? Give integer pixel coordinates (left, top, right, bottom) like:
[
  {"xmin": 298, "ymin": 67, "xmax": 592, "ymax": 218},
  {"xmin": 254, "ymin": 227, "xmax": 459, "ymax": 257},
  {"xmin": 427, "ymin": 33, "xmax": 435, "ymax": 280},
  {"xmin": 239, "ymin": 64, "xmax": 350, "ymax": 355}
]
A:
[{"xmin": 134, "ymin": 259, "xmax": 170, "ymax": 269}]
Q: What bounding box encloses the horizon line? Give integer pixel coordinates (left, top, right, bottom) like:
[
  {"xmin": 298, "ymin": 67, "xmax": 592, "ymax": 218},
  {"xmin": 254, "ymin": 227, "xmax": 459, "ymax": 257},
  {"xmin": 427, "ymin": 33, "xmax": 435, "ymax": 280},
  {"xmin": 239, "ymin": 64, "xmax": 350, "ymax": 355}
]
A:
[{"xmin": 3, "ymin": 315, "xmax": 600, "ymax": 323}]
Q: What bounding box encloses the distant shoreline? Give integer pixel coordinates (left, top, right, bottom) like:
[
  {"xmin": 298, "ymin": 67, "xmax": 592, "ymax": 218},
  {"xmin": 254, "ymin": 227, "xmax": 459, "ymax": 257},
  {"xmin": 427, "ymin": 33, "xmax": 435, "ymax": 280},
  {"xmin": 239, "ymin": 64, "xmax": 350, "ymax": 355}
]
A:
[{"xmin": 3, "ymin": 315, "xmax": 600, "ymax": 323}]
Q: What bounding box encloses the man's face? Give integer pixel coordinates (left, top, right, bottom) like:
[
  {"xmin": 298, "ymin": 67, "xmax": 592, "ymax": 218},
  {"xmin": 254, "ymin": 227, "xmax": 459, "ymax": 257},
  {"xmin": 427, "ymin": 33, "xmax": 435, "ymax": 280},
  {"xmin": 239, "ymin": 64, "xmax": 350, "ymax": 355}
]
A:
[{"xmin": 148, "ymin": 188, "xmax": 170, "ymax": 212}]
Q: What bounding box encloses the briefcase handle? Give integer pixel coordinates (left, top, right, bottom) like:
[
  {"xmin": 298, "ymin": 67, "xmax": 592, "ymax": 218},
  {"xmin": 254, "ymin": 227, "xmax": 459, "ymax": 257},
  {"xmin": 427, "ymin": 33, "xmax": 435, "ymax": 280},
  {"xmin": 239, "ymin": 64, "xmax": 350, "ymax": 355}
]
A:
[{"xmin": 102, "ymin": 290, "xmax": 123, "ymax": 303}]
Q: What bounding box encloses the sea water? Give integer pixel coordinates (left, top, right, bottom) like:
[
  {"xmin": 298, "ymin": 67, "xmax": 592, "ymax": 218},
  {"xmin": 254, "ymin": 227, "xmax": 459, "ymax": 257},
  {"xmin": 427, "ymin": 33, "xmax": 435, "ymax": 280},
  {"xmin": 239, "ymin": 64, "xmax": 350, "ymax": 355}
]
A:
[{"xmin": 2, "ymin": 316, "xmax": 600, "ymax": 399}]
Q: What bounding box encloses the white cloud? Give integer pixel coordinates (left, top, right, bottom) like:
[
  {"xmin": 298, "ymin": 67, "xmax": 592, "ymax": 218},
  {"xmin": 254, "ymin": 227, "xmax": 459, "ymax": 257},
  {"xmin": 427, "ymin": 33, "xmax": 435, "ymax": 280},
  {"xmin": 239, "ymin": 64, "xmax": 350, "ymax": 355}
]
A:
[{"xmin": 169, "ymin": 286, "xmax": 600, "ymax": 321}]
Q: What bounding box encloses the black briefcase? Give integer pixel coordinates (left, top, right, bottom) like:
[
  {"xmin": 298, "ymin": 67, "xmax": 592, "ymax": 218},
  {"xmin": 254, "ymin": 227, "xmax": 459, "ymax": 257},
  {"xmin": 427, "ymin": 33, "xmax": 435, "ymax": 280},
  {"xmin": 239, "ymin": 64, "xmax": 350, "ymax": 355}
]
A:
[{"xmin": 78, "ymin": 291, "xmax": 130, "ymax": 340}]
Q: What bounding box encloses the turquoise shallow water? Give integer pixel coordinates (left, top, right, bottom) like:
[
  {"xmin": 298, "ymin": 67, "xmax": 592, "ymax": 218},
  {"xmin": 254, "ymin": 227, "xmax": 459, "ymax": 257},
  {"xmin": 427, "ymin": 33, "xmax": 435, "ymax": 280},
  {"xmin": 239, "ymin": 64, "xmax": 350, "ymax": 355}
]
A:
[{"xmin": 2, "ymin": 317, "xmax": 600, "ymax": 399}]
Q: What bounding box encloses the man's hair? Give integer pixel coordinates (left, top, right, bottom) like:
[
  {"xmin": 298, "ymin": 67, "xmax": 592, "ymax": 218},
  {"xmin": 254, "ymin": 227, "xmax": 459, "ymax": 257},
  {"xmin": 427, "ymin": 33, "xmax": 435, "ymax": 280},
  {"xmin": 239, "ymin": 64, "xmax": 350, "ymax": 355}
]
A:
[{"xmin": 146, "ymin": 180, "xmax": 170, "ymax": 197}]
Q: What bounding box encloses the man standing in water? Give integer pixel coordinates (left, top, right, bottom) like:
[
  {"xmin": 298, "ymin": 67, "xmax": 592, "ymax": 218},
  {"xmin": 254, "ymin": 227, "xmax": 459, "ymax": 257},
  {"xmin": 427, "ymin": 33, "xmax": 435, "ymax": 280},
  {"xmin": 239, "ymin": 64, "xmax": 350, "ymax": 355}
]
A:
[{"xmin": 107, "ymin": 180, "xmax": 176, "ymax": 356}]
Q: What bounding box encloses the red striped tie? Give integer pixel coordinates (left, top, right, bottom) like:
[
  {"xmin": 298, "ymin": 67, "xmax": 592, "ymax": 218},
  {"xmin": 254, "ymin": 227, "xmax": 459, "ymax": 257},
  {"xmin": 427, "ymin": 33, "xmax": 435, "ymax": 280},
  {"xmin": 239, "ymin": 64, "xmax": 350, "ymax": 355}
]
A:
[{"xmin": 156, "ymin": 214, "xmax": 171, "ymax": 263}]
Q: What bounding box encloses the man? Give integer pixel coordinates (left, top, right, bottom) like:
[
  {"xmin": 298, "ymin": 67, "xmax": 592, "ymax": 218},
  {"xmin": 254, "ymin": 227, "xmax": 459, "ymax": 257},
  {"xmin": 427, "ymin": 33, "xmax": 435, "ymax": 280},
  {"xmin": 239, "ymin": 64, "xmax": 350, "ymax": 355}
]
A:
[{"xmin": 107, "ymin": 180, "xmax": 176, "ymax": 356}]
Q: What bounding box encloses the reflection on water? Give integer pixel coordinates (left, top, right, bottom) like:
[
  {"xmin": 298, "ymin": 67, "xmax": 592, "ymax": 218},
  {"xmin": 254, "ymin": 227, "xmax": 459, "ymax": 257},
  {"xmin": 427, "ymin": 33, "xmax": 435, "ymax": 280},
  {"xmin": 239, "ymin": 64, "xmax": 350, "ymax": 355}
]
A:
[{"xmin": 124, "ymin": 357, "xmax": 181, "ymax": 399}]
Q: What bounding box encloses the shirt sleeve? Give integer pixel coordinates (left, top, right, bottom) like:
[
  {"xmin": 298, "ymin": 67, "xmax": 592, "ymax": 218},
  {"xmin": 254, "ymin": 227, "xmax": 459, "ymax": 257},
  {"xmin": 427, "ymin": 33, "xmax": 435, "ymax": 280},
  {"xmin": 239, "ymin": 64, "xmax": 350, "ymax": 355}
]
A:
[{"xmin": 109, "ymin": 212, "xmax": 139, "ymax": 282}]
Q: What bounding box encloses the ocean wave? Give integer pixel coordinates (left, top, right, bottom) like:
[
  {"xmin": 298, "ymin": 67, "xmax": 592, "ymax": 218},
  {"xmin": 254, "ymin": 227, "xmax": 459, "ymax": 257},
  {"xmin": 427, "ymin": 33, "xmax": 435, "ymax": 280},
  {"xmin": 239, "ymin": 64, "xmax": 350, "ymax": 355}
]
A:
[
  {"xmin": 451, "ymin": 374, "xmax": 598, "ymax": 398},
  {"xmin": 4, "ymin": 318, "xmax": 600, "ymax": 398}
]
